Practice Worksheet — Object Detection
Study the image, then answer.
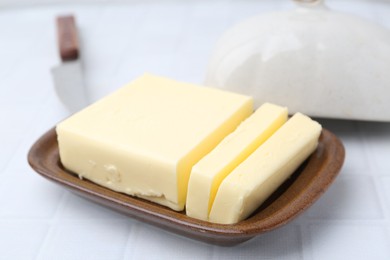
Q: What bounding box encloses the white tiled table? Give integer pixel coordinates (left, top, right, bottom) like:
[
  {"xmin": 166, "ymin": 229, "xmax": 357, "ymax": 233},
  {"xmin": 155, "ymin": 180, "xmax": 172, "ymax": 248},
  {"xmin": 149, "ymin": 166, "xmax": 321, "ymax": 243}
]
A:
[{"xmin": 1, "ymin": 1, "xmax": 389, "ymax": 259}]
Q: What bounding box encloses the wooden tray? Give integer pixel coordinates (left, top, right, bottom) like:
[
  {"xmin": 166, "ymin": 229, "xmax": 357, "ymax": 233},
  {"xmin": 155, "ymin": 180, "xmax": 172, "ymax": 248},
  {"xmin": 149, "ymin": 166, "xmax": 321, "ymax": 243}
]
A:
[{"xmin": 28, "ymin": 128, "xmax": 344, "ymax": 246}]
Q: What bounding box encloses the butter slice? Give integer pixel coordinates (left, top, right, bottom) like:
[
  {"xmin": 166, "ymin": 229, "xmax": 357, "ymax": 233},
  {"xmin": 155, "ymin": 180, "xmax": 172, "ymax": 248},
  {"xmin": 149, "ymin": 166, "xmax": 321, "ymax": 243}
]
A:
[
  {"xmin": 56, "ymin": 74, "xmax": 253, "ymax": 211},
  {"xmin": 209, "ymin": 113, "xmax": 322, "ymax": 224},
  {"xmin": 186, "ymin": 103, "xmax": 288, "ymax": 221}
]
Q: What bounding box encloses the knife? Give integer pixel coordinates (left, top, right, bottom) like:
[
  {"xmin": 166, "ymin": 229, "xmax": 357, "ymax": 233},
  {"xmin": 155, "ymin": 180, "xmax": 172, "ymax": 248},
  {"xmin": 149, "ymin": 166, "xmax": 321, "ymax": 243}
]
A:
[{"xmin": 51, "ymin": 15, "xmax": 88, "ymax": 113}]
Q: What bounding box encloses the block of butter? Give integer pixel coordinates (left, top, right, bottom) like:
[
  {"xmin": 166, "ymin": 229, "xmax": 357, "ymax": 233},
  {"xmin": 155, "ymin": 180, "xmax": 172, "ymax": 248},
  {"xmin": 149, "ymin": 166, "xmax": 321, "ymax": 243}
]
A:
[
  {"xmin": 56, "ymin": 74, "xmax": 253, "ymax": 211},
  {"xmin": 186, "ymin": 103, "xmax": 288, "ymax": 221},
  {"xmin": 209, "ymin": 113, "xmax": 322, "ymax": 224}
]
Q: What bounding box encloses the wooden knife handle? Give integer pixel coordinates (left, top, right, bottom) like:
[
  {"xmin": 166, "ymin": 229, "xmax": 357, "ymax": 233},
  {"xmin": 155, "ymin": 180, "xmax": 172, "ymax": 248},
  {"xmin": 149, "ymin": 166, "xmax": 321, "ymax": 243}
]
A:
[{"xmin": 57, "ymin": 15, "xmax": 79, "ymax": 61}]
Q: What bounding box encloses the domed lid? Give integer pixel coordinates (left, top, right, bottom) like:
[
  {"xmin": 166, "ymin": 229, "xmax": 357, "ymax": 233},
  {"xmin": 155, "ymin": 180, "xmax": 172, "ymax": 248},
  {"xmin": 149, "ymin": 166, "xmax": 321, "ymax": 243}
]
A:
[{"xmin": 205, "ymin": 0, "xmax": 390, "ymax": 121}]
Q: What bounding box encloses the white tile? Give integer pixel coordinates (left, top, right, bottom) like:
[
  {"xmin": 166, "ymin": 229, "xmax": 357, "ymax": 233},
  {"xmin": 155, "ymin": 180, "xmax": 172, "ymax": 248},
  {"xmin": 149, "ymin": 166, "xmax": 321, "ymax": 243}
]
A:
[
  {"xmin": 338, "ymin": 135, "xmax": 371, "ymax": 174},
  {"xmin": 0, "ymin": 57, "xmax": 54, "ymax": 106},
  {"xmin": 131, "ymin": 35, "xmax": 181, "ymax": 56},
  {"xmin": 329, "ymin": 0, "xmax": 385, "ymax": 23},
  {"xmin": 374, "ymin": 2, "xmax": 390, "ymax": 28},
  {"xmin": 63, "ymin": 5, "xmax": 105, "ymax": 30},
  {"xmin": 0, "ymin": 39, "xmax": 31, "ymax": 79},
  {"xmin": 56, "ymin": 192, "xmax": 127, "ymax": 220},
  {"xmin": 212, "ymin": 225, "xmax": 303, "ymax": 260},
  {"xmin": 185, "ymin": 2, "xmax": 237, "ymax": 45},
  {"xmin": 4, "ymin": 100, "xmax": 68, "ymax": 173},
  {"xmin": 0, "ymin": 221, "xmax": 49, "ymax": 260},
  {"xmin": 0, "ymin": 164, "xmax": 64, "ymax": 218},
  {"xmin": 38, "ymin": 220, "xmax": 130, "ymax": 260},
  {"xmin": 0, "ymin": 11, "xmax": 55, "ymax": 81},
  {"xmin": 359, "ymin": 122, "xmax": 390, "ymax": 172},
  {"xmin": 4, "ymin": 140, "xmax": 36, "ymax": 173},
  {"xmin": 173, "ymin": 52, "xmax": 209, "ymax": 83},
  {"xmin": 0, "ymin": 103, "xmax": 69, "ymax": 218},
  {"xmin": 0, "ymin": 104, "xmax": 39, "ymax": 136},
  {"xmin": 125, "ymin": 223, "xmax": 213, "ymax": 260},
  {"xmin": 112, "ymin": 53, "xmax": 178, "ymax": 89},
  {"xmin": 309, "ymin": 224, "xmax": 390, "ymax": 260},
  {"xmin": 0, "ymin": 135, "xmax": 22, "ymax": 174},
  {"xmin": 307, "ymin": 175, "xmax": 383, "ymax": 219},
  {"xmin": 5, "ymin": 120, "xmax": 63, "ymax": 168},
  {"xmin": 379, "ymin": 176, "xmax": 390, "ymax": 212},
  {"xmin": 318, "ymin": 119, "xmax": 370, "ymax": 174},
  {"xmin": 139, "ymin": 5, "xmax": 190, "ymax": 37}
]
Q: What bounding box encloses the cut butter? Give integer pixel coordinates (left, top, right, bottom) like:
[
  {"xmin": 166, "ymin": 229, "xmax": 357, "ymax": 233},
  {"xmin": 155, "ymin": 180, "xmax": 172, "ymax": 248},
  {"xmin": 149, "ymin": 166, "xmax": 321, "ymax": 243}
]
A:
[
  {"xmin": 209, "ymin": 113, "xmax": 322, "ymax": 224},
  {"xmin": 186, "ymin": 103, "xmax": 288, "ymax": 221},
  {"xmin": 56, "ymin": 74, "xmax": 253, "ymax": 211}
]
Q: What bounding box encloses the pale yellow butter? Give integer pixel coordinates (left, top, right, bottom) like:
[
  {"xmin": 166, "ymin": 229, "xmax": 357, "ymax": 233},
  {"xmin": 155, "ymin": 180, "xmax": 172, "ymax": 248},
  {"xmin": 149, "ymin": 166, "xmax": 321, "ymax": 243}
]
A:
[
  {"xmin": 186, "ymin": 103, "xmax": 288, "ymax": 221},
  {"xmin": 56, "ymin": 74, "xmax": 253, "ymax": 211},
  {"xmin": 209, "ymin": 113, "xmax": 322, "ymax": 224}
]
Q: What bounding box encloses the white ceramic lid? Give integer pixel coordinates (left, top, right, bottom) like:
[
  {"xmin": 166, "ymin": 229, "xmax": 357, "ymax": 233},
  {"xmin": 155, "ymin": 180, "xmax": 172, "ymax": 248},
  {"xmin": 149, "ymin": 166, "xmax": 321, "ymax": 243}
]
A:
[{"xmin": 205, "ymin": 0, "xmax": 390, "ymax": 121}]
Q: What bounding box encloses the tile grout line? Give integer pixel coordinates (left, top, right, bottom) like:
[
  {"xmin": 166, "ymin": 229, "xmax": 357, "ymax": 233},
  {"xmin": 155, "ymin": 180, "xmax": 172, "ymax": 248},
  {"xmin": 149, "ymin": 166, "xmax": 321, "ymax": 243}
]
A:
[
  {"xmin": 357, "ymin": 122, "xmax": 390, "ymax": 221},
  {"xmin": 33, "ymin": 190, "xmax": 69, "ymax": 260},
  {"xmin": 372, "ymin": 175, "xmax": 390, "ymax": 221},
  {"xmin": 0, "ymin": 91, "xmax": 52, "ymax": 177},
  {"xmin": 0, "ymin": 28, "xmax": 55, "ymax": 175},
  {"xmin": 120, "ymin": 221, "xmax": 141, "ymax": 259},
  {"xmin": 300, "ymin": 223, "xmax": 314, "ymax": 260},
  {"xmin": 355, "ymin": 123, "xmax": 389, "ymax": 222},
  {"xmin": 105, "ymin": 4, "xmax": 151, "ymax": 85}
]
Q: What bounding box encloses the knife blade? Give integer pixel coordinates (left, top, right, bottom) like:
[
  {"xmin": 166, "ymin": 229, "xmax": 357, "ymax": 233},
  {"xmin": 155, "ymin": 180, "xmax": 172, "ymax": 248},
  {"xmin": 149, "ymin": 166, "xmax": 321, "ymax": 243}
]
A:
[{"xmin": 51, "ymin": 15, "xmax": 88, "ymax": 113}]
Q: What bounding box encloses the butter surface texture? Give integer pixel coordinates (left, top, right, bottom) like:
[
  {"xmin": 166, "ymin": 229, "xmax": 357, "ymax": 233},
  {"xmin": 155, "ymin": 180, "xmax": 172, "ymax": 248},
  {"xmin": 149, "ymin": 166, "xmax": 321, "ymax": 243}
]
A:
[
  {"xmin": 56, "ymin": 74, "xmax": 253, "ymax": 211},
  {"xmin": 209, "ymin": 113, "xmax": 322, "ymax": 224},
  {"xmin": 186, "ymin": 103, "xmax": 288, "ymax": 221}
]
